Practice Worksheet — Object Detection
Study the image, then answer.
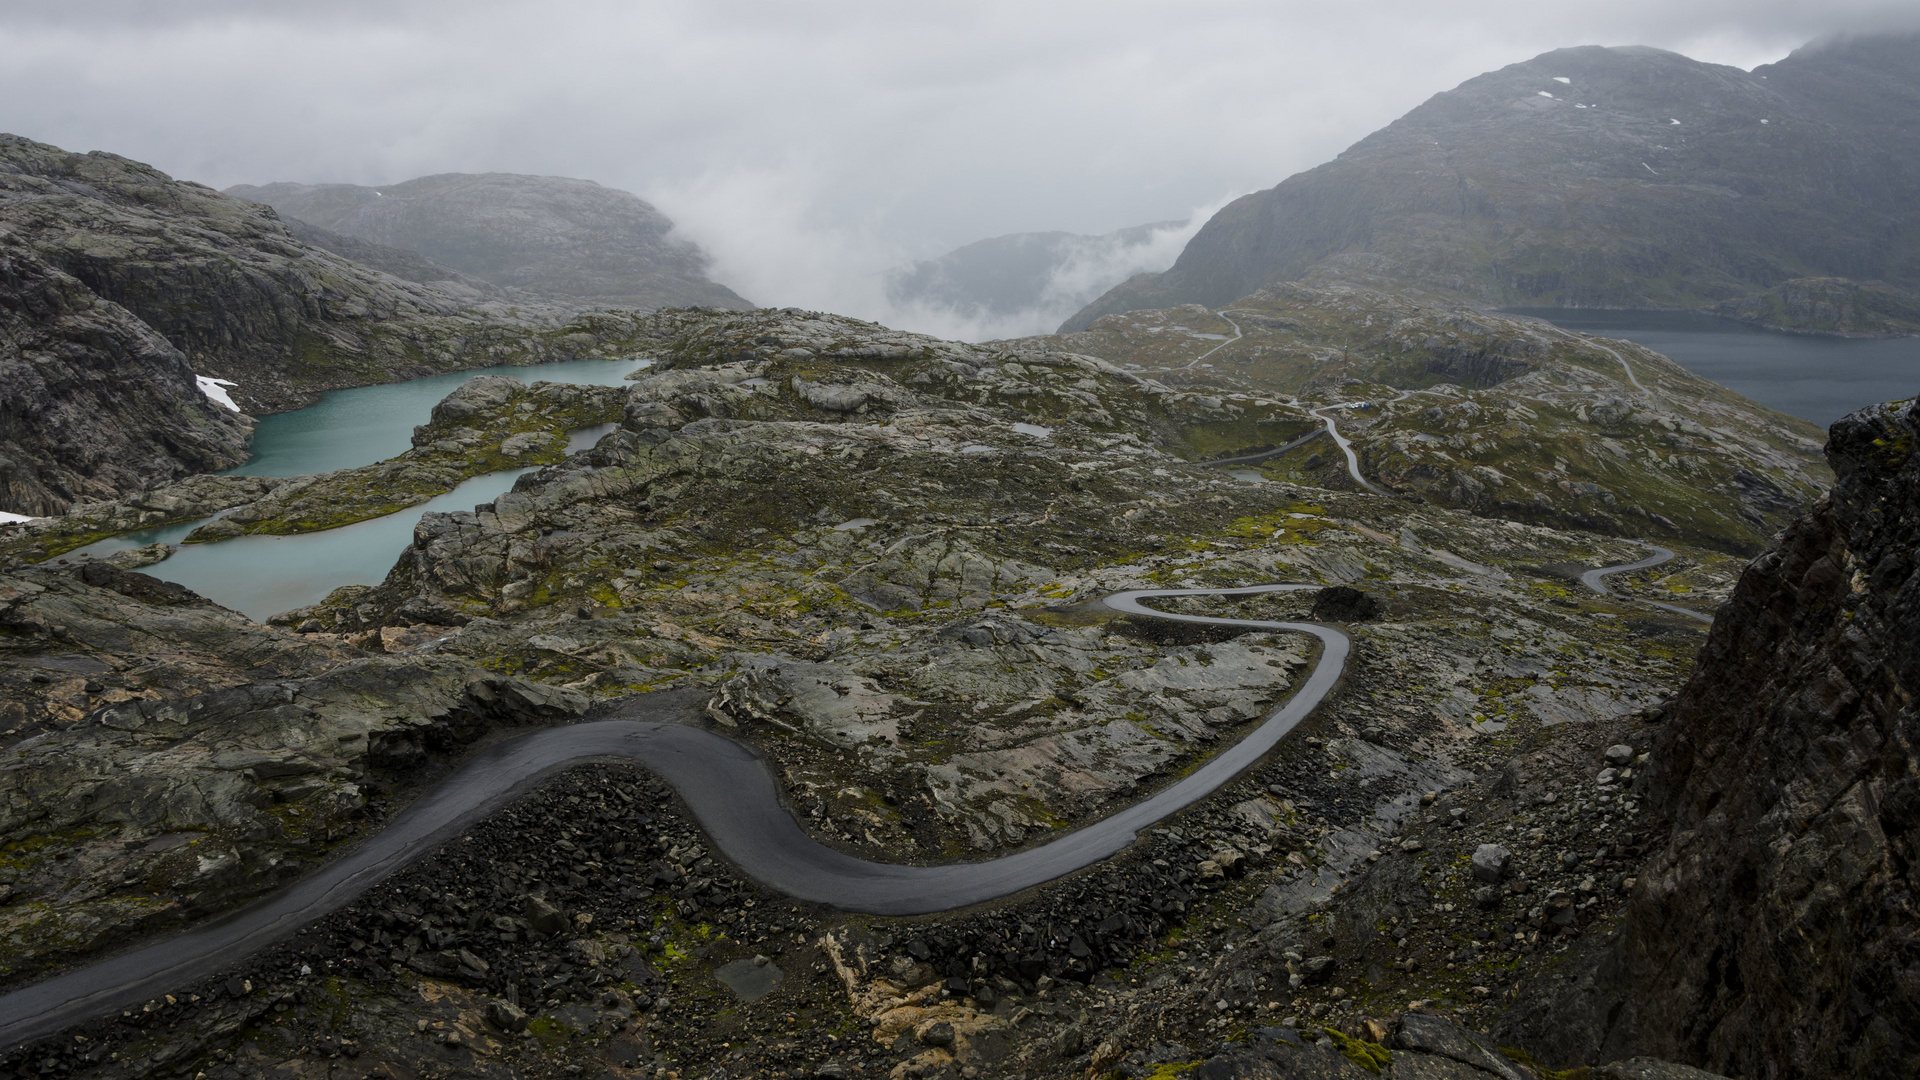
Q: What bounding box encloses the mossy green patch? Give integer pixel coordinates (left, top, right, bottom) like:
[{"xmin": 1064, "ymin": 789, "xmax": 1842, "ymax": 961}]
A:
[
  {"xmin": 1323, "ymin": 1027, "xmax": 1393, "ymax": 1072},
  {"xmin": 0, "ymin": 828, "xmax": 98, "ymax": 872}
]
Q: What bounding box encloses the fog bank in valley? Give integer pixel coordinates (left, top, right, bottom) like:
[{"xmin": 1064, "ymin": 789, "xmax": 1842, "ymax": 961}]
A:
[{"xmin": 5, "ymin": 0, "xmax": 1917, "ymax": 332}]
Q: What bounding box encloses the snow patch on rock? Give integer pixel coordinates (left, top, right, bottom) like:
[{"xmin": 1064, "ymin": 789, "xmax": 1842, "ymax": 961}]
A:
[{"xmin": 196, "ymin": 375, "xmax": 241, "ymax": 412}]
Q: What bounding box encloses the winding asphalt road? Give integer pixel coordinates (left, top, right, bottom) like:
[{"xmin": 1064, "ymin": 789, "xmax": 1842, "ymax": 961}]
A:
[
  {"xmin": 1579, "ymin": 544, "xmax": 1714, "ymax": 623},
  {"xmin": 0, "ymin": 327, "xmax": 1708, "ymax": 1047},
  {"xmin": 1201, "ymin": 428, "xmax": 1327, "ymax": 468},
  {"xmin": 0, "ymin": 584, "xmax": 1346, "ymax": 1049},
  {"xmin": 1289, "ymin": 382, "xmax": 1711, "ymax": 626}
]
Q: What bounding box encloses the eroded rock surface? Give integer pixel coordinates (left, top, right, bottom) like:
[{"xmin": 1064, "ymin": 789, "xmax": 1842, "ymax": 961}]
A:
[
  {"xmin": 0, "ymin": 132, "xmax": 685, "ymax": 517},
  {"xmin": 0, "ymin": 656, "xmax": 583, "ymax": 984},
  {"xmin": 1506, "ymin": 397, "xmax": 1920, "ymax": 1077}
]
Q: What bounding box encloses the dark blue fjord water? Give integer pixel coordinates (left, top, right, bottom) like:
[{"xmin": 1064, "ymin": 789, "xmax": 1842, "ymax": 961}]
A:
[
  {"xmin": 64, "ymin": 357, "xmax": 649, "ymax": 620},
  {"xmin": 1506, "ymin": 309, "xmax": 1919, "ymax": 428}
]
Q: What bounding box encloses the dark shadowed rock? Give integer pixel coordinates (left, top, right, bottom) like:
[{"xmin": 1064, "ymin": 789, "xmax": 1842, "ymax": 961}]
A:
[
  {"xmin": 0, "ymin": 233, "xmax": 250, "ymax": 516},
  {"xmin": 1310, "ymin": 586, "xmax": 1380, "ymax": 622},
  {"xmin": 1392, "ymin": 1013, "xmax": 1529, "ymax": 1080},
  {"xmin": 484, "ymin": 998, "xmax": 529, "ymax": 1033},
  {"xmin": 1594, "ymin": 1059, "xmax": 1731, "ymax": 1080},
  {"xmin": 524, "ymin": 895, "xmax": 570, "ymax": 936},
  {"xmin": 1507, "ymin": 398, "xmax": 1920, "ymax": 1077}
]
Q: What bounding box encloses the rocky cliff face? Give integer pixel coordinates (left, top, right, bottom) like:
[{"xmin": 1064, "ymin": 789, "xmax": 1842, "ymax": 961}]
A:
[
  {"xmin": 0, "ymin": 233, "xmax": 250, "ymax": 516},
  {"xmin": 1505, "ymin": 396, "xmax": 1920, "ymax": 1075},
  {"xmin": 226, "ymin": 173, "xmax": 753, "ymax": 312},
  {"xmin": 0, "ymin": 134, "xmax": 673, "ymax": 516},
  {"xmin": 1064, "ymin": 34, "xmax": 1920, "ymax": 332}
]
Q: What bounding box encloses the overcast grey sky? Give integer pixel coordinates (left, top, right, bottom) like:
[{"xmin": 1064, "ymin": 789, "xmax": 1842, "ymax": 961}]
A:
[{"xmin": 6, "ymin": 1, "xmax": 1917, "ymax": 327}]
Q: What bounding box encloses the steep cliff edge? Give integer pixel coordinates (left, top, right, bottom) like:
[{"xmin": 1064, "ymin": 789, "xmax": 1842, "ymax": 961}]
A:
[
  {"xmin": 1507, "ymin": 395, "xmax": 1920, "ymax": 1075},
  {"xmin": 0, "ymin": 235, "xmax": 251, "ymax": 516}
]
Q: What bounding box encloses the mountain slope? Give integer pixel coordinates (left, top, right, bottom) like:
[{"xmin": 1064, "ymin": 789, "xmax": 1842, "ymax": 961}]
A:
[
  {"xmin": 227, "ymin": 173, "xmax": 754, "ymax": 312},
  {"xmin": 1064, "ymin": 34, "xmax": 1920, "ymax": 333},
  {"xmin": 0, "ymin": 134, "xmax": 665, "ymax": 517},
  {"xmin": 1045, "ymin": 283, "xmax": 1828, "ymax": 554},
  {"xmin": 0, "ymin": 234, "xmax": 251, "ymax": 516}
]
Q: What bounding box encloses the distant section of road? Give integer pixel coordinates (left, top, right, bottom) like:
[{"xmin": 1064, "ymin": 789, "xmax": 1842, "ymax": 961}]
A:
[{"xmin": 1580, "ymin": 543, "xmax": 1715, "ymax": 623}]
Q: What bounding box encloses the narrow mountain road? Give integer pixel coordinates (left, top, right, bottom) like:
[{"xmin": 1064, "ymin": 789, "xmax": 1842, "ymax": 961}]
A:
[
  {"xmin": 1309, "ymin": 402, "xmax": 1392, "ymax": 495},
  {"xmin": 1579, "ymin": 543, "xmax": 1714, "ymax": 623},
  {"xmin": 1586, "ymin": 340, "xmax": 1649, "ymax": 394},
  {"xmin": 1179, "ymin": 312, "xmax": 1244, "ymax": 370},
  {"xmin": 1296, "ymin": 390, "xmax": 1712, "ymax": 625},
  {"xmin": 0, "ymin": 362, "xmax": 1709, "ymax": 1047},
  {"xmin": 0, "ymin": 584, "xmax": 1346, "ymax": 1049},
  {"xmin": 1200, "ymin": 427, "xmax": 1326, "ymax": 468}
]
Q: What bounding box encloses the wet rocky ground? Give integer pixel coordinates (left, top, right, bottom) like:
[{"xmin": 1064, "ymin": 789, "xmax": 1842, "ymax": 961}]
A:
[
  {"xmin": 0, "ymin": 303, "xmax": 1778, "ymax": 1079},
  {"xmin": 0, "ymin": 688, "xmax": 1706, "ymax": 1080}
]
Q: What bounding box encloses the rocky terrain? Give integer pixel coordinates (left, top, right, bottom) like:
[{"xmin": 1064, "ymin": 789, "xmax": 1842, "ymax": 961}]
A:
[
  {"xmin": 1064, "ymin": 33, "xmax": 1920, "ymax": 334},
  {"xmin": 0, "ymin": 231, "xmax": 251, "ymax": 517},
  {"xmin": 0, "ymin": 134, "xmax": 678, "ymax": 518},
  {"xmin": 1499, "ymin": 395, "xmax": 1920, "ymax": 1077},
  {"xmin": 1714, "ymin": 276, "xmax": 1920, "ymax": 338},
  {"xmin": 1051, "ymin": 284, "xmax": 1828, "ymax": 554},
  {"xmin": 0, "ymin": 305, "xmax": 1773, "ymax": 1078},
  {"xmin": 227, "ymin": 174, "xmax": 753, "ymax": 313}
]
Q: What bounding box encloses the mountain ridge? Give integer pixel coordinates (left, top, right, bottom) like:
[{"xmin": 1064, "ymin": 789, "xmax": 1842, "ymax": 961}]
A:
[
  {"xmin": 0, "ymin": 134, "xmax": 669, "ymax": 516},
  {"xmin": 226, "ymin": 172, "xmax": 754, "ymax": 312},
  {"xmin": 1063, "ymin": 34, "xmax": 1920, "ymax": 334}
]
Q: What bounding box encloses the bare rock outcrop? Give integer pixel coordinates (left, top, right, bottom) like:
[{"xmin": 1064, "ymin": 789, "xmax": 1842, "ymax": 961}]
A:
[
  {"xmin": 0, "ymin": 133, "xmax": 681, "ymax": 516},
  {"xmin": 0, "ymin": 234, "xmax": 251, "ymax": 516},
  {"xmin": 1508, "ymin": 397, "xmax": 1920, "ymax": 1076}
]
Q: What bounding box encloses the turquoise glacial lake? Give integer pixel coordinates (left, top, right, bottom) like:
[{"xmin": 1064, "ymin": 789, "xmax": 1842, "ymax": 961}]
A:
[
  {"xmin": 66, "ymin": 356, "xmax": 648, "ymax": 620},
  {"xmin": 228, "ymin": 356, "xmax": 648, "ymax": 476}
]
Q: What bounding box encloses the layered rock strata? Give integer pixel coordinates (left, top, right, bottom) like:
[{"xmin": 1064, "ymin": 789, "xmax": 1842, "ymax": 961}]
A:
[{"xmin": 1508, "ymin": 396, "xmax": 1920, "ymax": 1076}]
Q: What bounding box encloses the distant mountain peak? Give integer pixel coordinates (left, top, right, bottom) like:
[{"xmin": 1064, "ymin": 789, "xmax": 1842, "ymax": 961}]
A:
[
  {"xmin": 887, "ymin": 220, "xmax": 1193, "ymax": 340},
  {"xmin": 226, "ymin": 172, "xmax": 753, "ymax": 312},
  {"xmin": 1062, "ymin": 31, "xmax": 1920, "ymax": 335}
]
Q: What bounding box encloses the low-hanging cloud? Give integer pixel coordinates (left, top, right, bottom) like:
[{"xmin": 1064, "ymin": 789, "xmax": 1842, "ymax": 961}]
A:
[
  {"xmin": 4, "ymin": 1, "xmax": 1918, "ymax": 335},
  {"xmin": 655, "ymin": 174, "xmax": 1231, "ymax": 342},
  {"xmin": 881, "ymin": 201, "xmax": 1235, "ymax": 342}
]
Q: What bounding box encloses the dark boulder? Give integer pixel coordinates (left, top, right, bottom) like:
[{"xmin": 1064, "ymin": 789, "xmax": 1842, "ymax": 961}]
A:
[{"xmin": 1310, "ymin": 586, "xmax": 1380, "ymax": 622}]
